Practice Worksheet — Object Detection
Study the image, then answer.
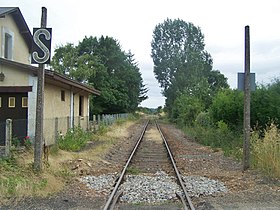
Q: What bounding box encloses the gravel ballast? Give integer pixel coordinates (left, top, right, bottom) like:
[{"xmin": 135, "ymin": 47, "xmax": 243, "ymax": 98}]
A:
[{"xmin": 80, "ymin": 171, "xmax": 228, "ymax": 204}]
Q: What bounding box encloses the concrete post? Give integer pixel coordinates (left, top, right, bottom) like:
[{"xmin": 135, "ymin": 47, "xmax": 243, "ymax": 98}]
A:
[
  {"xmin": 243, "ymin": 25, "xmax": 251, "ymax": 171},
  {"xmin": 5, "ymin": 119, "xmax": 12, "ymax": 157}
]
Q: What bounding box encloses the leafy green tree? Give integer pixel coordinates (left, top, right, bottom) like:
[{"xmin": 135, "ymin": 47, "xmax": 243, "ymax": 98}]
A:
[
  {"xmin": 251, "ymin": 79, "xmax": 280, "ymax": 129},
  {"xmin": 151, "ymin": 18, "xmax": 207, "ymax": 94},
  {"xmin": 151, "ymin": 18, "xmax": 228, "ymax": 118},
  {"xmin": 51, "ymin": 36, "xmax": 147, "ymax": 114},
  {"xmin": 171, "ymin": 93, "xmax": 204, "ymax": 126}
]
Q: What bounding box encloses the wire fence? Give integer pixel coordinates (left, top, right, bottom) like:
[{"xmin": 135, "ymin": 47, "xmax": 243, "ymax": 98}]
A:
[{"xmin": 0, "ymin": 113, "xmax": 129, "ymax": 157}]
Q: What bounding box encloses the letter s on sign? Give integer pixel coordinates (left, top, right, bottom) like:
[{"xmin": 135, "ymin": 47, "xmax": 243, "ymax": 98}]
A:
[{"xmin": 32, "ymin": 28, "xmax": 52, "ymax": 64}]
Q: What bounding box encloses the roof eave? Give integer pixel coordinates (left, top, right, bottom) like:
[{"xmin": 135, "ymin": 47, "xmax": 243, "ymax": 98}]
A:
[{"xmin": 0, "ymin": 58, "xmax": 101, "ymax": 95}]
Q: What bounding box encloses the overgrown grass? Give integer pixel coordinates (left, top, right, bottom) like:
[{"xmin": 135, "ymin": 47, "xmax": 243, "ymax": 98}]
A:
[
  {"xmin": 183, "ymin": 118, "xmax": 280, "ymax": 178},
  {"xmin": 184, "ymin": 120, "xmax": 243, "ymax": 157},
  {"xmin": 251, "ymin": 124, "xmax": 280, "ymax": 178},
  {"xmin": 0, "ymin": 153, "xmax": 58, "ymax": 205},
  {"xmin": 0, "ymin": 116, "xmax": 139, "ymax": 205},
  {"xmin": 58, "ymin": 126, "xmax": 93, "ymax": 151}
]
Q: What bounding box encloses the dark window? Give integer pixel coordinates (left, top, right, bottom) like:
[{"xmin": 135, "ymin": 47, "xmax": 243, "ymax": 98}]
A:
[
  {"xmin": 79, "ymin": 96, "xmax": 84, "ymax": 116},
  {"xmin": 4, "ymin": 33, "xmax": 13, "ymax": 59},
  {"xmin": 61, "ymin": 90, "xmax": 65, "ymax": 101}
]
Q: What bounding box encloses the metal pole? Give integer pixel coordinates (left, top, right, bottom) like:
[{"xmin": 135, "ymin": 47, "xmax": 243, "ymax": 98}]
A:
[
  {"xmin": 243, "ymin": 25, "xmax": 250, "ymax": 171},
  {"xmin": 34, "ymin": 7, "xmax": 47, "ymax": 172}
]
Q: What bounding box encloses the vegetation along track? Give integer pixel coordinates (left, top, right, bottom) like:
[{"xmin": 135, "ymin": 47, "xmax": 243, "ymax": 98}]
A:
[{"xmin": 103, "ymin": 120, "xmax": 195, "ymax": 210}]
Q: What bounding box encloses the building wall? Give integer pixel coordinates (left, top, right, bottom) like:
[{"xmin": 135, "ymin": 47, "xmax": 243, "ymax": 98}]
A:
[
  {"xmin": 44, "ymin": 83, "xmax": 71, "ymax": 119},
  {"xmin": 43, "ymin": 85, "xmax": 90, "ymax": 145},
  {"xmin": 0, "ymin": 64, "xmax": 29, "ymax": 86},
  {"xmin": 0, "ymin": 15, "xmax": 30, "ymax": 64},
  {"xmin": 43, "ymin": 83, "xmax": 70, "ymax": 145}
]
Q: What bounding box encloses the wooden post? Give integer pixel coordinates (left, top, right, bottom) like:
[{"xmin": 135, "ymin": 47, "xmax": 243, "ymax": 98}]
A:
[
  {"xmin": 243, "ymin": 25, "xmax": 251, "ymax": 171},
  {"xmin": 5, "ymin": 119, "xmax": 12, "ymax": 157},
  {"xmin": 34, "ymin": 7, "xmax": 47, "ymax": 172}
]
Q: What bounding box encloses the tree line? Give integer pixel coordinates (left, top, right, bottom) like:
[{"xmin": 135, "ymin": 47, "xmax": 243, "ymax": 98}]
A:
[
  {"xmin": 51, "ymin": 36, "xmax": 148, "ymax": 114},
  {"xmin": 151, "ymin": 18, "xmax": 280, "ymax": 133}
]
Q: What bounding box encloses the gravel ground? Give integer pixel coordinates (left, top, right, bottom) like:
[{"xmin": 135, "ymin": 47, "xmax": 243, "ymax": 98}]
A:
[{"xmin": 1, "ymin": 120, "xmax": 280, "ymax": 210}]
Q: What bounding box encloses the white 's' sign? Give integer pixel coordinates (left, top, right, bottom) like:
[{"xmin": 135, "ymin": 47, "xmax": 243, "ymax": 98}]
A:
[{"xmin": 31, "ymin": 28, "xmax": 52, "ymax": 64}]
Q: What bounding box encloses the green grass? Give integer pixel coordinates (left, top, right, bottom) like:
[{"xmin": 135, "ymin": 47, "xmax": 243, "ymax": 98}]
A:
[
  {"xmin": 183, "ymin": 121, "xmax": 243, "ymax": 157},
  {"xmin": 126, "ymin": 166, "xmax": 141, "ymax": 175},
  {"xmin": 0, "ymin": 156, "xmax": 48, "ymax": 198},
  {"xmin": 58, "ymin": 126, "xmax": 93, "ymax": 151},
  {"xmin": 183, "ymin": 120, "xmax": 280, "ymax": 178}
]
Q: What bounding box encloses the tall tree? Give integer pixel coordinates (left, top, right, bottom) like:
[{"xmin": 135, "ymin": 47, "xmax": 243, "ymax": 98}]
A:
[
  {"xmin": 151, "ymin": 18, "xmax": 206, "ymax": 94},
  {"xmin": 151, "ymin": 18, "xmax": 228, "ymax": 115},
  {"xmin": 51, "ymin": 36, "xmax": 147, "ymax": 114}
]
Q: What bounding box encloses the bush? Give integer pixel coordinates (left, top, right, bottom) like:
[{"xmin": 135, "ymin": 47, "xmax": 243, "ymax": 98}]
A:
[
  {"xmin": 172, "ymin": 94, "xmax": 204, "ymax": 126},
  {"xmin": 209, "ymin": 89, "xmax": 243, "ymax": 129},
  {"xmin": 184, "ymin": 120, "xmax": 243, "ymax": 156},
  {"xmin": 195, "ymin": 112, "xmax": 212, "ymax": 128},
  {"xmin": 58, "ymin": 126, "xmax": 92, "ymax": 151}
]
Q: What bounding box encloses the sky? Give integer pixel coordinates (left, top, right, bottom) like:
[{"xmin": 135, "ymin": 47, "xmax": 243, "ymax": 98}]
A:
[{"xmin": 2, "ymin": 0, "xmax": 280, "ymax": 108}]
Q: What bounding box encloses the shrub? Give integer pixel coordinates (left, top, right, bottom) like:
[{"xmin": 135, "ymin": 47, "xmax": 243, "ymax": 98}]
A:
[
  {"xmin": 172, "ymin": 94, "xmax": 204, "ymax": 126},
  {"xmin": 184, "ymin": 120, "xmax": 243, "ymax": 156},
  {"xmin": 195, "ymin": 112, "xmax": 212, "ymax": 128},
  {"xmin": 58, "ymin": 126, "xmax": 92, "ymax": 151},
  {"xmin": 209, "ymin": 89, "xmax": 243, "ymax": 129}
]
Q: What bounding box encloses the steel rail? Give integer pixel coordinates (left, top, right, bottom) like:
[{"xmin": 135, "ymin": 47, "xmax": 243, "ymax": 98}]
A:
[
  {"xmin": 103, "ymin": 120, "xmax": 149, "ymax": 210},
  {"xmin": 156, "ymin": 121, "xmax": 195, "ymax": 210}
]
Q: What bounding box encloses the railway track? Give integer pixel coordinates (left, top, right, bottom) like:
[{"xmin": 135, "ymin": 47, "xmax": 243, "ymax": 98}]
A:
[{"xmin": 103, "ymin": 120, "xmax": 195, "ymax": 210}]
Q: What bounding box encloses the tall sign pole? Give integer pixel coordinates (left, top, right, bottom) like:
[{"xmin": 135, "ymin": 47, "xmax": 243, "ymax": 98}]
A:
[
  {"xmin": 243, "ymin": 25, "xmax": 250, "ymax": 171},
  {"xmin": 32, "ymin": 7, "xmax": 52, "ymax": 172}
]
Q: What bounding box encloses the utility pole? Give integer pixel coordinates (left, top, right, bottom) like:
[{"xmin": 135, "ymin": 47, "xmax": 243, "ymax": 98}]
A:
[
  {"xmin": 243, "ymin": 25, "xmax": 250, "ymax": 171},
  {"xmin": 34, "ymin": 7, "xmax": 47, "ymax": 172}
]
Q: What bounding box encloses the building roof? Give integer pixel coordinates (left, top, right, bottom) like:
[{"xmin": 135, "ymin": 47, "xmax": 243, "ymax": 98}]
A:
[
  {"xmin": 0, "ymin": 7, "xmax": 33, "ymax": 52},
  {"xmin": 0, "ymin": 58, "xmax": 101, "ymax": 95}
]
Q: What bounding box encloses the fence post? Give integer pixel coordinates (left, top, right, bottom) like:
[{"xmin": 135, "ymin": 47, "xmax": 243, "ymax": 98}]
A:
[
  {"xmin": 5, "ymin": 119, "xmax": 12, "ymax": 157},
  {"xmin": 67, "ymin": 116, "xmax": 70, "ymax": 130},
  {"xmin": 102, "ymin": 114, "xmax": 105, "ymax": 125},
  {"xmin": 54, "ymin": 117, "xmax": 58, "ymax": 144},
  {"xmin": 93, "ymin": 115, "xmax": 96, "ymax": 132}
]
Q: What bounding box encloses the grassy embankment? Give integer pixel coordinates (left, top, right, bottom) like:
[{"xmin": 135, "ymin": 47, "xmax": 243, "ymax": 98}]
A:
[
  {"xmin": 0, "ymin": 116, "xmax": 136, "ymax": 205},
  {"xmin": 183, "ymin": 121, "xmax": 280, "ymax": 178}
]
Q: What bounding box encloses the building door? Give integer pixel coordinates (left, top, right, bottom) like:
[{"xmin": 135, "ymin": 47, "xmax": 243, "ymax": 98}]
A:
[{"xmin": 0, "ymin": 92, "xmax": 28, "ymax": 145}]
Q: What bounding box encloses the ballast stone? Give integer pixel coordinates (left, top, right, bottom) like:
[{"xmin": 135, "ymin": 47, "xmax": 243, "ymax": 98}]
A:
[{"xmin": 80, "ymin": 171, "xmax": 228, "ymax": 203}]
